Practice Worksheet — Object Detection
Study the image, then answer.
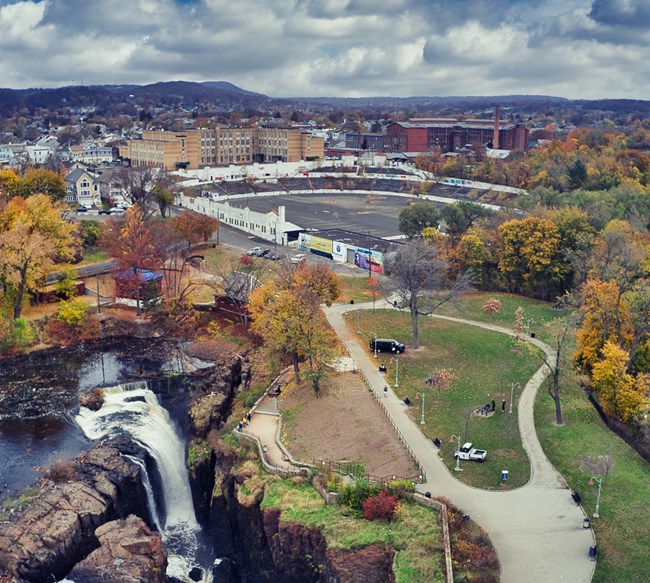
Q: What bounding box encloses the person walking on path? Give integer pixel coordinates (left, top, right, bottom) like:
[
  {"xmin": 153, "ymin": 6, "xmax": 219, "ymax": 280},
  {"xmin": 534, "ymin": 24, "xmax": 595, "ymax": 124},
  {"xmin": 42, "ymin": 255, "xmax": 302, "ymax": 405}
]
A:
[{"xmin": 383, "ymin": 385, "xmax": 388, "ymax": 397}]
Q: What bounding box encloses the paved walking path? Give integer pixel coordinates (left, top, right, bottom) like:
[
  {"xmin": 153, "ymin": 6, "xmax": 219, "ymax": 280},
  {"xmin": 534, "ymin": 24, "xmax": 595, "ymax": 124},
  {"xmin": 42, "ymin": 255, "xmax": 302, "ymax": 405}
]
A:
[{"xmin": 323, "ymin": 300, "xmax": 596, "ymax": 583}]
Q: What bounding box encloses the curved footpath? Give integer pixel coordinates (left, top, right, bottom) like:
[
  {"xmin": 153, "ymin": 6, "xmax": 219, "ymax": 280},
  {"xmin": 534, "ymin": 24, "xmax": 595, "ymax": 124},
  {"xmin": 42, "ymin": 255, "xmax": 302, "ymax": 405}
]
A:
[{"xmin": 323, "ymin": 300, "xmax": 596, "ymax": 583}]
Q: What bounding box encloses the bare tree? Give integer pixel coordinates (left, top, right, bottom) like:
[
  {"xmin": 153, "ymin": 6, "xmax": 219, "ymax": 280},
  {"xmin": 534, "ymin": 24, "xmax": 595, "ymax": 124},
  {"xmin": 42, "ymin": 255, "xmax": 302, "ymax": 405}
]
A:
[
  {"xmin": 115, "ymin": 166, "xmax": 156, "ymax": 215},
  {"xmin": 383, "ymin": 238, "xmax": 473, "ymax": 348}
]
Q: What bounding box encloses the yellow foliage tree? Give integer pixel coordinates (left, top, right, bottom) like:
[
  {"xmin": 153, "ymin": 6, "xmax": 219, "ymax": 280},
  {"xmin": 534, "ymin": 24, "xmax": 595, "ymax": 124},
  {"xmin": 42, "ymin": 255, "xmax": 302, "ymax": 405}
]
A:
[
  {"xmin": 592, "ymin": 342, "xmax": 649, "ymax": 422},
  {"xmin": 0, "ymin": 195, "xmax": 78, "ymax": 319},
  {"xmin": 498, "ymin": 217, "xmax": 562, "ymax": 299},
  {"xmin": 574, "ymin": 279, "xmax": 634, "ymax": 371},
  {"xmin": 248, "ymin": 262, "xmax": 340, "ymax": 388}
]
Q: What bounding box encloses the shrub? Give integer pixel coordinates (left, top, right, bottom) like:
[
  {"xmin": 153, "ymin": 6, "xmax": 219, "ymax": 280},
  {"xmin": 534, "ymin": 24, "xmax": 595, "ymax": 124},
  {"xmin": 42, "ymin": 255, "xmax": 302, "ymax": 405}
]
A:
[
  {"xmin": 363, "ymin": 491, "xmax": 398, "ymax": 522},
  {"xmin": 337, "ymin": 480, "xmax": 380, "ymax": 511},
  {"xmin": 40, "ymin": 459, "xmax": 76, "ymax": 483},
  {"xmin": 56, "ymin": 298, "xmax": 89, "ymax": 326},
  {"xmin": 55, "ymin": 269, "xmax": 78, "ymax": 300},
  {"xmin": 12, "ymin": 317, "xmax": 35, "ymax": 351},
  {"xmin": 385, "ymin": 478, "xmax": 416, "ymax": 498}
]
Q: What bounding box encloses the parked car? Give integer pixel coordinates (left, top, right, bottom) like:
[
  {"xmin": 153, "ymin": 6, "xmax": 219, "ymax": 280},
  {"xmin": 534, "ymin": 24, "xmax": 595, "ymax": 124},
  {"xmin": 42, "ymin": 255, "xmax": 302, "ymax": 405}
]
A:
[
  {"xmin": 290, "ymin": 253, "xmax": 306, "ymax": 264},
  {"xmin": 98, "ymin": 208, "xmax": 112, "ymax": 215},
  {"xmin": 109, "ymin": 207, "xmax": 125, "ymax": 213},
  {"xmin": 247, "ymin": 246, "xmax": 263, "ymax": 256},
  {"xmin": 454, "ymin": 443, "xmax": 487, "ymax": 462},
  {"xmin": 259, "ymin": 248, "xmax": 271, "ymax": 257},
  {"xmin": 370, "ymin": 338, "xmax": 405, "ymax": 354},
  {"xmin": 265, "ymin": 252, "xmax": 282, "ymax": 261},
  {"xmin": 76, "ymin": 206, "xmax": 88, "ymax": 213}
]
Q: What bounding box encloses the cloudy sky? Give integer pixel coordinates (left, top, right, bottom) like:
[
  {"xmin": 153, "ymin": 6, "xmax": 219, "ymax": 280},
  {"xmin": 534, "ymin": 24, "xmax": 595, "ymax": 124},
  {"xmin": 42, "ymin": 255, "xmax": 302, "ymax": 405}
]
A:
[{"xmin": 0, "ymin": 0, "xmax": 648, "ymax": 99}]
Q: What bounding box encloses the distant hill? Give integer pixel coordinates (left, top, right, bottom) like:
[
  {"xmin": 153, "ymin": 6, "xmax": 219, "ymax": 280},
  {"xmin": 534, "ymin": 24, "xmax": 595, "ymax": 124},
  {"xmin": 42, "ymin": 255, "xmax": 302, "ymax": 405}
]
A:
[
  {"xmin": 201, "ymin": 81, "xmax": 264, "ymax": 97},
  {"xmin": 0, "ymin": 80, "xmax": 648, "ymax": 122}
]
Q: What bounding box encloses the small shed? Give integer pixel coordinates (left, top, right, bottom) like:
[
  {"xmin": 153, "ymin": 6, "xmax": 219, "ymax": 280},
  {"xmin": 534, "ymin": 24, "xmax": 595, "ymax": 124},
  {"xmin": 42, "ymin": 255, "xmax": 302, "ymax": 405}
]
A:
[{"xmin": 113, "ymin": 269, "xmax": 163, "ymax": 309}]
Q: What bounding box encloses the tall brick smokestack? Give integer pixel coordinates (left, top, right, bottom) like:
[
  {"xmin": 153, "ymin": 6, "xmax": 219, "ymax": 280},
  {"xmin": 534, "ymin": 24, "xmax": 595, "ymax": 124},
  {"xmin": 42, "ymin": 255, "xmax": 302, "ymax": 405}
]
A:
[{"xmin": 493, "ymin": 105, "xmax": 500, "ymax": 149}]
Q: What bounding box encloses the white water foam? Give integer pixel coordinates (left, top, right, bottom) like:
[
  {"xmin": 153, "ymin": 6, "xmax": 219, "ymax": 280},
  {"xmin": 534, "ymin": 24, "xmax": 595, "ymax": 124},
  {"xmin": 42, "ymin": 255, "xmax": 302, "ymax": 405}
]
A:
[{"xmin": 75, "ymin": 382, "xmax": 212, "ymax": 582}]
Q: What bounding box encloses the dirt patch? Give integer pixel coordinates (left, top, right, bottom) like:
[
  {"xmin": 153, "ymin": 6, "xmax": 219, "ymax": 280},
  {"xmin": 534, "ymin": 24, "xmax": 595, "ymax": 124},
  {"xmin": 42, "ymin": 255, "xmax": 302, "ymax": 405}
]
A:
[{"xmin": 279, "ymin": 371, "xmax": 420, "ymax": 480}]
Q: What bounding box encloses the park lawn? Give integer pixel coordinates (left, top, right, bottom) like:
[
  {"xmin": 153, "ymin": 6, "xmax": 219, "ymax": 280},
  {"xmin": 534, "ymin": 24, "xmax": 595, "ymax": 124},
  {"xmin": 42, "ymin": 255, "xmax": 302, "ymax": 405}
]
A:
[
  {"xmin": 336, "ymin": 274, "xmax": 383, "ymax": 305},
  {"xmin": 260, "ymin": 476, "xmax": 446, "ymax": 583},
  {"xmin": 535, "ymin": 375, "xmax": 650, "ymax": 583},
  {"xmin": 78, "ymin": 248, "xmax": 108, "ymax": 265},
  {"xmin": 348, "ymin": 308, "xmax": 543, "ymax": 488}
]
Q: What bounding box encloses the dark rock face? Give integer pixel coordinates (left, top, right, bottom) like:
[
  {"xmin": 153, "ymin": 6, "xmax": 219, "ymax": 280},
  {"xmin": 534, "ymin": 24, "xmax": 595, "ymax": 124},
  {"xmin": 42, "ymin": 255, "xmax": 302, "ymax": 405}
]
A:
[
  {"xmin": 210, "ymin": 472, "xmax": 395, "ymax": 583},
  {"xmin": 67, "ymin": 515, "xmax": 166, "ymax": 583},
  {"xmin": 0, "ymin": 441, "xmax": 151, "ymax": 582}
]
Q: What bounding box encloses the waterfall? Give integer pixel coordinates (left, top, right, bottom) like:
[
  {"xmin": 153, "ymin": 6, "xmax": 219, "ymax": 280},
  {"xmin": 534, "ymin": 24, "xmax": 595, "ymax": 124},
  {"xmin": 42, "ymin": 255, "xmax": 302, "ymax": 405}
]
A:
[{"xmin": 75, "ymin": 381, "xmax": 214, "ymax": 582}]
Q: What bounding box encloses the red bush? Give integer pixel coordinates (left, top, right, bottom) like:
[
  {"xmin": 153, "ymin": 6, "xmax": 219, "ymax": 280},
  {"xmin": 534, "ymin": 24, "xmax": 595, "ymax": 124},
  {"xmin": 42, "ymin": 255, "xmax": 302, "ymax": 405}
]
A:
[{"xmin": 362, "ymin": 491, "xmax": 398, "ymax": 522}]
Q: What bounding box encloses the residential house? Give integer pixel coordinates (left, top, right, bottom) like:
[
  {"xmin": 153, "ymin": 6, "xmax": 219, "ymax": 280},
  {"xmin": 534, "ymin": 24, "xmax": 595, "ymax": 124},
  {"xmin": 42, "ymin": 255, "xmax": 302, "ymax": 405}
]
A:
[{"xmin": 64, "ymin": 167, "xmax": 101, "ymax": 207}]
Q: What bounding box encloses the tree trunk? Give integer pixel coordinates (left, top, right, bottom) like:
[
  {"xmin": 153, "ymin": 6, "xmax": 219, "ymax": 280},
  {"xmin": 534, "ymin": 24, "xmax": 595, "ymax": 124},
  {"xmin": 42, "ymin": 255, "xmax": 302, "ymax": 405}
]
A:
[
  {"xmin": 410, "ymin": 300, "xmax": 420, "ymax": 349},
  {"xmin": 292, "ymin": 351, "xmax": 300, "ymax": 381},
  {"xmin": 13, "ymin": 263, "xmax": 29, "ymax": 320},
  {"xmin": 552, "ymin": 371, "xmax": 563, "ymax": 425}
]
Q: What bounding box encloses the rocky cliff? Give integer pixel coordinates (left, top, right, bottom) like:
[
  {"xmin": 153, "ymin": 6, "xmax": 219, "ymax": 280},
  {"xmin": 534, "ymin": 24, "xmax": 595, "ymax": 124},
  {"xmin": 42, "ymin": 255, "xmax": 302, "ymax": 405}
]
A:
[
  {"xmin": 0, "ymin": 439, "xmax": 157, "ymax": 582},
  {"xmin": 0, "ymin": 344, "xmax": 395, "ymax": 583},
  {"xmin": 205, "ymin": 455, "xmax": 395, "ymax": 583}
]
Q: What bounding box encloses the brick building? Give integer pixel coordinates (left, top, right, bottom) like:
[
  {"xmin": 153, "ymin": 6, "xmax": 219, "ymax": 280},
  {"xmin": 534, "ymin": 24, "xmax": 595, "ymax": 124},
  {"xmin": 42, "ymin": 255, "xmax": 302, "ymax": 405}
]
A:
[
  {"xmin": 121, "ymin": 126, "xmax": 323, "ymax": 170},
  {"xmin": 385, "ymin": 117, "xmax": 528, "ymax": 153}
]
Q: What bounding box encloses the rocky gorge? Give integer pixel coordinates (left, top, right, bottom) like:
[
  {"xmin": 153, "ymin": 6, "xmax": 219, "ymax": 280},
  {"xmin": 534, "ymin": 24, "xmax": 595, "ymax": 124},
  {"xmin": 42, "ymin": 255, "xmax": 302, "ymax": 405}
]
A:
[{"xmin": 0, "ymin": 339, "xmax": 398, "ymax": 583}]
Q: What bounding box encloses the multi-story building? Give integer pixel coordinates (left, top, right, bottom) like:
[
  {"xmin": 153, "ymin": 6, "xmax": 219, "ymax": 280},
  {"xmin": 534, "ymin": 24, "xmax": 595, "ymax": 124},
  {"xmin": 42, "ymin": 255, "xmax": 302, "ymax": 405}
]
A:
[
  {"xmin": 256, "ymin": 126, "xmax": 324, "ymax": 163},
  {"xmin": 69, "ymin": 144, "xmax": 115, "ymax": 165},
  {"xmin": 385, "ymin": 117, "xmax": 528, "ymax": 153},
  {"xmin": 121, "ymin": 126, "xmax": 323, "ymax": 170},
  {"xmin": 64, "ymin": 167, "xmax": 101, "ymax": 207}
]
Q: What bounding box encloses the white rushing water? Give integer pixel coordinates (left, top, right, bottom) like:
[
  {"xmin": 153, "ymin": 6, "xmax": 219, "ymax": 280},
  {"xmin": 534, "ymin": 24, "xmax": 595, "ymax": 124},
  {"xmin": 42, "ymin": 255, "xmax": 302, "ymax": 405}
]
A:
[{"xmin": 75, "ymin": 381, "xmax": 213, "ymax": 582}]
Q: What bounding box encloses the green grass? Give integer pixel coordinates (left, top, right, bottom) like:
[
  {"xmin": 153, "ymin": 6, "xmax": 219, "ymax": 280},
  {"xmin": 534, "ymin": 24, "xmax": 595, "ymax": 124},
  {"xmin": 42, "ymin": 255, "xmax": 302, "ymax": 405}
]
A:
[
  {"xmin": 260, "ymin": 477, "xmax": 445, "ymax": 582},
  {"xmin": 0, "ymin": 487, "xmax": 40, "ymax": 519},
  {"xmin": 78, "ymin": 248, "xmax": 108, "ymax": 265},
  {"xmin": 336, "ymin": 275, "xmax": 383, "ymax": 304},
  {"xmin": 536, "ymin": 375, "xmax": 650, "ymax": 582},
  {"xmin": 431, "ymin": 291, "xmax": 565, "ymax": 344},
  {"xmin": 348, "ymin": 308, "xmax": 544, "ymax": 488}
]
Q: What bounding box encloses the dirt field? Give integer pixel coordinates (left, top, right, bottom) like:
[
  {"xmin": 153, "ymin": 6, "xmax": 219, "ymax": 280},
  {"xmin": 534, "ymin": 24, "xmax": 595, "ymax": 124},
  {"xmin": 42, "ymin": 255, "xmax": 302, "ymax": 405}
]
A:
[{"xmin": 278, "ymin": 370, "xmax": 421, "ymax": 480}]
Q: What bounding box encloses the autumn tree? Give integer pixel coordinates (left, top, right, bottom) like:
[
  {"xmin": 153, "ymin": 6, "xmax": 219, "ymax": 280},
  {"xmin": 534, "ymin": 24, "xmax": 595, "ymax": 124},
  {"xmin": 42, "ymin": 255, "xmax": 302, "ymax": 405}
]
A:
[
  {"xmin": 151, "ymin": 184, "xmax": 175, "ymax": 217},
  {"xmin": 17, "ymin": 168, "xmax": 66, "ymax": 200},
  {"xmin": 100, "ymin": 206, "xmax": 167, "ymax": 314},
  {"xmin": 0, "ymin": 194, "xmax": 77, "ymax": 319},
  {"xmin": 455, "ymin": 227, "xmax": 495, "ymax": 290},
  {"xmin": 248, "ymin": 261, "xmax": 340, "ymax": 385},
  {"xmin": 440, "ymin": 201, "xmax": 494, "ymax": 242},
  {"xmin": 398, "ymin": 202, "xmax": 440, "ymax": 239},
  {"xmin": 384, "ymin": 238, "xmax": 474, "ymax": 348},
  {"xmin": 498, "ymin": 217, "xmax": 562, "ymax": 299},
  {"xmin": 425, "ymin": 369, "xmax": 459, "ymax": 400},
  {"xmin": 170, "ymin": 211, "xmax": 219, "ymax": 249},
  {"xmin": 574, "ymin": 279, "xmax": 634, "ymax": 371},
  {"xmin": 592, "ymin": 342, "xmax": 650, "ymax": 423}
]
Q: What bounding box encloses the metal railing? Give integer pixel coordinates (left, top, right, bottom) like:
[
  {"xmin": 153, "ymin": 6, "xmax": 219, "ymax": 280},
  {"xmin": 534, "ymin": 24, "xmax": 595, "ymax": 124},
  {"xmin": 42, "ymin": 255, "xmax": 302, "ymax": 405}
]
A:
[{"xmin": 357, "ymin": 366, "xmax": 427, "ymax": 483}]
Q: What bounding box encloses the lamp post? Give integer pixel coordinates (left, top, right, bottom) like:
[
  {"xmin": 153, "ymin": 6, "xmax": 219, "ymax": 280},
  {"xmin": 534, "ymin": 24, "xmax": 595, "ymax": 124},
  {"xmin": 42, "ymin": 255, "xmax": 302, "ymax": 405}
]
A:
[
  {"xmin": 392, "ymin": 357, "xmax": 399, "ymax": 388},
  {"xmin": 416, "ymin": 392, "xmax": 425, "ymax": 424},
  {"xmin": 373, "ymin": 334, "xmax": 378, "ymax": 358},
  {"xmin": 588, "ymin": 476, "xmax": 603, "ymax": 518},
  {"xmin": 449, "ymin": 434, "xmax": 462, "ymax": 471},
  {"xmin": 509, "ymin": 382, "xmax": 519, "ymax": 414}
]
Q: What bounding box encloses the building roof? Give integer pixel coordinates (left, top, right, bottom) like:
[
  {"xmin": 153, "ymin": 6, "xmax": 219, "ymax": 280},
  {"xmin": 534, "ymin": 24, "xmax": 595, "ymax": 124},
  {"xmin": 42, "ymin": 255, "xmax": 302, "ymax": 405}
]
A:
[
  {"xmin": 113, "ymin": 269, "xmax": 163, "ymax": 282},
  {"xmin": 307, "ymin": 228, "xmax": 404, "ymax": 254},
  {"xmin": 65, "ymin": 167, "xmax": 94, "ymax": 183}
]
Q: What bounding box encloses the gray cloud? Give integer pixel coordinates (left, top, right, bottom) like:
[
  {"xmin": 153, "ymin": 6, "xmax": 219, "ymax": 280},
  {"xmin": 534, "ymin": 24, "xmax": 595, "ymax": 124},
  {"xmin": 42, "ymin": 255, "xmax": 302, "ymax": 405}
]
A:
[{"xmin": 0, "ymin": 0, "xmax": 647, "ymax": 99}]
